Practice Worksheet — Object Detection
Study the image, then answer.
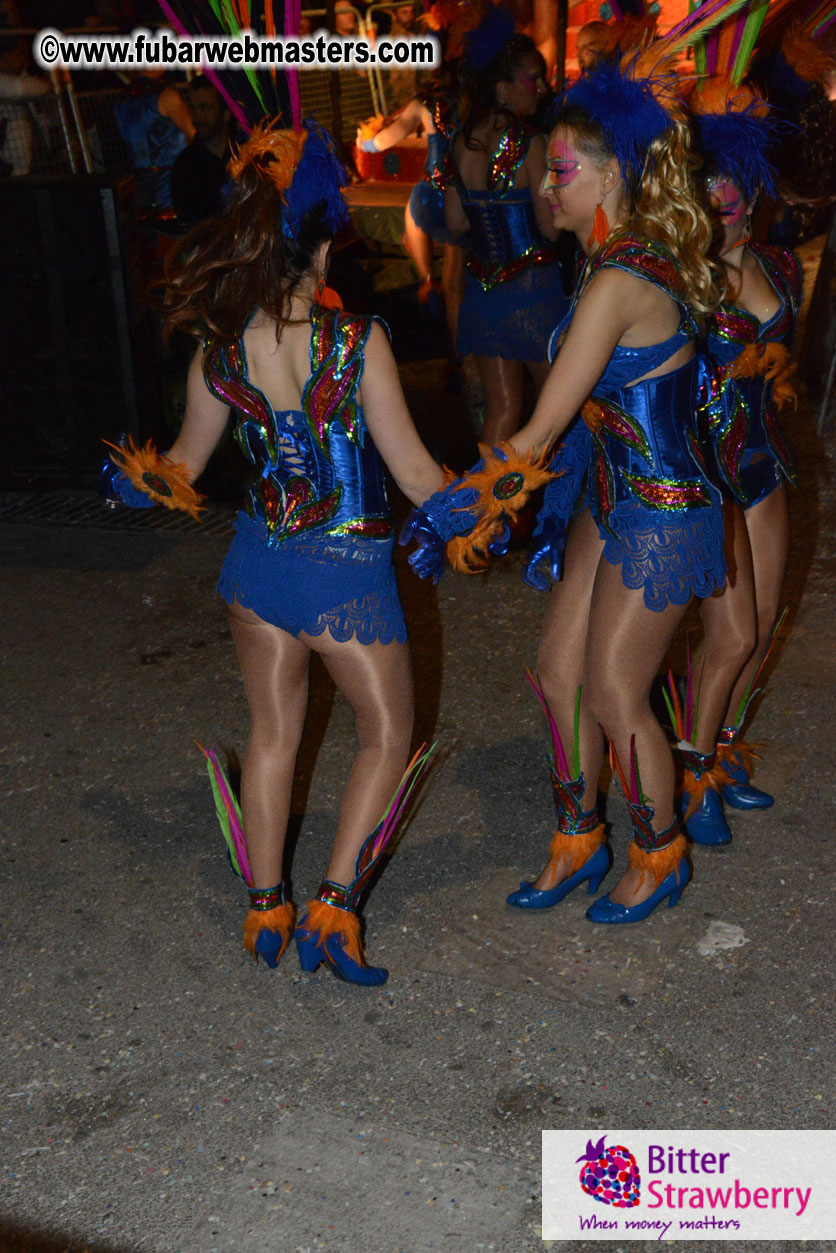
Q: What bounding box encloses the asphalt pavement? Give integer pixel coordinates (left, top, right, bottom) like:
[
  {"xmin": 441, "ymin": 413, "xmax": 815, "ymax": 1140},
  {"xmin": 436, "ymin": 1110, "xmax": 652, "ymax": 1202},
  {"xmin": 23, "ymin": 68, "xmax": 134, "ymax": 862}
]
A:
[{"xmin": 1, "ymin": 255, "xmax": 835, "ymax": 1253}]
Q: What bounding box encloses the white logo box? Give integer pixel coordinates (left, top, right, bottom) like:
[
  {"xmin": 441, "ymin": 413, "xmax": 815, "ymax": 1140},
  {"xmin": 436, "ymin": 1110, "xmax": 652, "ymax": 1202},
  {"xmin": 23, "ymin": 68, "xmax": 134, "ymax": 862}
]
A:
[{"xmin": 543, "ymin": 1130, "xmax": 836, "ymax": 1241}]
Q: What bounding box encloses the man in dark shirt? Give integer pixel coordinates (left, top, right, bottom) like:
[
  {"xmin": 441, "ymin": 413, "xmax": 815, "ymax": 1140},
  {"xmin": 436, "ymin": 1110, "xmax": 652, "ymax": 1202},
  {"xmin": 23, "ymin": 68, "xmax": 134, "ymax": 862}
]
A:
[{"xmin": 170, "ymin": 76, "xmax": 232, "ymax": 230}]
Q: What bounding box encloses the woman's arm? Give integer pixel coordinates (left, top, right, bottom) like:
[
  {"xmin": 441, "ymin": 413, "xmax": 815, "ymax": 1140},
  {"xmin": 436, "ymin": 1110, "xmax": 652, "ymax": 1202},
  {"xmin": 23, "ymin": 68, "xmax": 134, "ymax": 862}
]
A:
[
  {"xmin": 360, "ymin": 323, "xmax": 445, "ymax": 504},
  {"xmin": 165, "ymin": 346, "xmax": 232, "ymax": 480},
  {"xmin": 358, "ymin": 98, "xmax": 425, "ymax": 150},
  {"xmin": 444, "ymin": 182, "xmax": 469, "ymax": 236},
  {"xmin": 509, "ymin": 269, "xmax": 639, "ymax": 457},
  {"xmin": 526, "ymin": 133, "xmax": 558, "ymax": 241}
]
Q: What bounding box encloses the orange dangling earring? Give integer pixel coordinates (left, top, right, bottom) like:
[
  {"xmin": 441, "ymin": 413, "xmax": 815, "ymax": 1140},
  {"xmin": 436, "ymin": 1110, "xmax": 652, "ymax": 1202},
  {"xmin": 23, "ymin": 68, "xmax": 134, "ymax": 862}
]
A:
[
  {"xmin": 588, "ymin": 201, "xmax": 610, "ymax": 250},
  {"xmin": 315, "ymin": 277, "xmax": 343, "ymax": 311}
]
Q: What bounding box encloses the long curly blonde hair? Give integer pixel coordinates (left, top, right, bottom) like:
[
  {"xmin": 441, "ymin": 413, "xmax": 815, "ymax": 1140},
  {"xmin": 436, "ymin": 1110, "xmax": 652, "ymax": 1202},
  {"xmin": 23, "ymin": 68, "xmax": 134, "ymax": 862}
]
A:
[{"xmin": 558, "ymin": 101, "xmax": 720, "ymax": 318}]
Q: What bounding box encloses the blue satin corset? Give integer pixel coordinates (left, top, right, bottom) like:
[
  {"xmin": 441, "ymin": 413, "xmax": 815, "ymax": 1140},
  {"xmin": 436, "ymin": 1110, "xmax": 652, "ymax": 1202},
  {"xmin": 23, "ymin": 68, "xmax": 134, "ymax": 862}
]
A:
[
  {"xmin": 462, "ymin": 190, "xmax": 544, "ymax": 268},
  {"xmin": 585, "ymin": 357, "xmax": 715, "ymax": 521},
  {"xmin": 204, "ymin": 314, "xmax": 393, "ymax": 547}
]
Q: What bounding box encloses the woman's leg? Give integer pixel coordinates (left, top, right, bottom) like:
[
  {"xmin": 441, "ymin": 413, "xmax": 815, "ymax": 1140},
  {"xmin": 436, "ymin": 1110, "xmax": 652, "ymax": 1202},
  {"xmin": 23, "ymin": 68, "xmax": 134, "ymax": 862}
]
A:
[
  {"xmin": 441, "ymin": 243, "xmax": 464, "ymax": 358},
  {"xmin": 403, "ymin": 202, "xmax": 435, "ymax": 297},
  {"xmin": 693, "ymin": 501, "xmax": 758, "ymax": 754},
  {"xmin": 723, "ymin": 485, "xmax": 789, "ymax": 724},
  {"xmin": 477, "ymin": 356, "xmax": 526, "ymax": 445},
  {"xmin": 227, "ymin": 602, "xmax": 311, "ymax": 890},
  {"xmin": 584, "ymin": 560, "xmax": 690, "ymax": 905},
  {"xmin": 303, "ymin": 631, "xmax": 415, "ymax": 886},
  {"xmin": 530, "ymin": 509, "xmax": 607, "ymax": 888}
]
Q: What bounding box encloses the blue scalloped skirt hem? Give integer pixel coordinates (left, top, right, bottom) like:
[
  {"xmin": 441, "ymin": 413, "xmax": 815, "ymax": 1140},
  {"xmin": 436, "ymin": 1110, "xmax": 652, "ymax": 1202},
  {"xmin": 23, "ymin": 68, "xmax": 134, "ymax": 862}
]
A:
[
  {"xmin": 217, "ymin": 512, "xmax": 407, "ymax": 646},
  {"xmin": 596, "ymin": 501, "xmax": 727, "ymax": 612},
  {"xmin": 457, "ymin": 262, "xmax": 568, "ymax": 361}
]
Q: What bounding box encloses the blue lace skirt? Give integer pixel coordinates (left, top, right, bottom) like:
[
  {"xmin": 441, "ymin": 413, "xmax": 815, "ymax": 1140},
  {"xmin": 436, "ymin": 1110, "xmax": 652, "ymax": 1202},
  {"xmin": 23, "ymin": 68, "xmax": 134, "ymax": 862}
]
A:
[
  {"xmin": 408, "ymin": 181, "xmax": 458, "ymax": 245},
  {"xmin": 217, "ymin": 511, "xmax": 407, "ymax": 645},
  {"xmin": 595, "ymin": 500, "xmax": 727, "ymax": 613},
  {"xmin": 457, "ymin": 261, "xmax": 568, "ymax": 361}
]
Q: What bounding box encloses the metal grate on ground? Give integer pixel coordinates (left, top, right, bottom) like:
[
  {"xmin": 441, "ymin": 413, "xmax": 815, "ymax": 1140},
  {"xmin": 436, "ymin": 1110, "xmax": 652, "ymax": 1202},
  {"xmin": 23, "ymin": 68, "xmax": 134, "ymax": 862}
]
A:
[{"xmin": 0, "ymin": 491, "xmax": 235, "ymax": 536}]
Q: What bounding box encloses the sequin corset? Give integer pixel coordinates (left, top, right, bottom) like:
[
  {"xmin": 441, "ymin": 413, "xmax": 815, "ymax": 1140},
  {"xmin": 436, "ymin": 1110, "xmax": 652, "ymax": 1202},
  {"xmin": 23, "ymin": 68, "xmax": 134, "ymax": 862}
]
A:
[
  {"xmin": 704, "ymin": 244, "xmax": 801, "ymax": 493},
  {"xmin": 550, "ymin": 235, "xmax": 715, "ymax": 532},
  {"xmin": 203, "ymin": 309, "xmax": 393, "ymax": 547},
  {"xmin": 455, "ymin": 120, "xmax": 558, "ymax": 290},
  {"xmin": 584, "ymin": 358, "xmax": 716, "ymax": 531}
]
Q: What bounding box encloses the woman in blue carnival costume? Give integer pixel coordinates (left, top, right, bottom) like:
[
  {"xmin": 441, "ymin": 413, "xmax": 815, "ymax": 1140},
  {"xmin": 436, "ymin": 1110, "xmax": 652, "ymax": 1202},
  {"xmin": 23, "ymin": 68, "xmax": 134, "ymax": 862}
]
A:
[
  {"xmin": 405, "ymin": 43, "xmax": 727, "ymax": 923},
  {"xmin": 677, "ymin": 78, "xmax": 803, "ymax": 845},
  {"xmin": 444, "ymin": 5, "xmax": 570, "ymax": 444},
  {"xmin": 357, "ymin": 62, "xmax": 461, "ymax": 303},
  {"xmin": 103, "ymin": 119, "xmax": 446, "ymax": 985}
]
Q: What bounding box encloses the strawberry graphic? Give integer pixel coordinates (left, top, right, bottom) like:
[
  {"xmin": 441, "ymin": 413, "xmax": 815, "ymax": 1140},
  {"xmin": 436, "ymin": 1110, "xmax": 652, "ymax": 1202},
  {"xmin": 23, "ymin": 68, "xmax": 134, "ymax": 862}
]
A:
[{"xmin": 577, "ymin": 1135, "xmax": 641, "ymax": 1207}]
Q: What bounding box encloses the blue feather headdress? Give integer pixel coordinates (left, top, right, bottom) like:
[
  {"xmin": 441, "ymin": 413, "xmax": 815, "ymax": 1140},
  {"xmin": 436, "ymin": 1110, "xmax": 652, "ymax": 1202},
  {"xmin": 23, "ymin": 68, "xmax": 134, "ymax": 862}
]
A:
[
  {"xmin": 462, "ymin": 3, "xmax": 516, "ymax": 70},
  {"xmin": 283, "ymin": 118, "xmax": 350, "ymax": 240},
  {"xmin": 229, "ymin": 116, "xmax": 349, "ymax": 241},
  {"xmin": 693, "ymin": 100, "xmax": 779, "ymax": 201},
  {"xmin": 553, "ymin": 51, "xmax": 679, "ymax": 186}
]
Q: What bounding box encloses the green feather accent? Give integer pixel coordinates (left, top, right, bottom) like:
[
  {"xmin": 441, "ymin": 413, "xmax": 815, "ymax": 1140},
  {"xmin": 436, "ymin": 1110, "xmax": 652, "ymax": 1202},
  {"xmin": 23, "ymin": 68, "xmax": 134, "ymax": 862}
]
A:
[{"xmin": 572, "ymin": 685, "xmax": 582, "ymax": 780}]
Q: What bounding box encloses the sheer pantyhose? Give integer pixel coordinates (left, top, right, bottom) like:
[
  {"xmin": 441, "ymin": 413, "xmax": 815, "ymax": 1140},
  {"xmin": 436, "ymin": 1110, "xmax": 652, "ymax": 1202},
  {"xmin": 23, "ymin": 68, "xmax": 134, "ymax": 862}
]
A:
[
  {"xmin": 534, "ymin": 508, "xmax": 690, "ymax": 905},
  {"xmin": 403, "ymin": 202, "xmax": 434, "ymax": 287},
  {"xmin": 478, "ymin": 355, "xmax": 551, "ymax": 445},
  {"xmin": 227, "ymin": 601, "xmax": 414, "ymax": 894},
  {"xmin": 700, "ymin": 485, "xmax": 788, "ymax": 746},
  {"xmin": 693, "ymin": 500, "xmax": 757, "ymax": 753}
]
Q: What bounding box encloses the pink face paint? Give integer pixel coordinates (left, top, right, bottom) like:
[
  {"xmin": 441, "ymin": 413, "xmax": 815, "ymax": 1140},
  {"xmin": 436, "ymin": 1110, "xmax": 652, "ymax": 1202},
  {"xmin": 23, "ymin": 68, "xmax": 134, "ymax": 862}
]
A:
[
  {"xmin": 708, "ymin": 178, "xmax": 746, "ymax": 226},
  {"xmin": 545, "ymin": 137, "xmax": 582, "ymax": 191}
]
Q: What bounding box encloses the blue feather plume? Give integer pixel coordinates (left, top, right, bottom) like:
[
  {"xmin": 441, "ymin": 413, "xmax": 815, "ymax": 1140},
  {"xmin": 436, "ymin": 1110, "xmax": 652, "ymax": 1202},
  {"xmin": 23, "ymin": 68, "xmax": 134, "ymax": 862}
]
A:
[
  {"xmin": 462, "ymin": 4, "xmax": 517, "ymax": 70},
  {"xmin": 283, "ymin": 118, "xmax": 350, "ymax": 240},
  {"xmin": 694, "ymin": 104, "xmax": 779, "ymax": 200},
  {"xmin": 554, "ymin": 53, "xmax": 675, "ymax": 185}
]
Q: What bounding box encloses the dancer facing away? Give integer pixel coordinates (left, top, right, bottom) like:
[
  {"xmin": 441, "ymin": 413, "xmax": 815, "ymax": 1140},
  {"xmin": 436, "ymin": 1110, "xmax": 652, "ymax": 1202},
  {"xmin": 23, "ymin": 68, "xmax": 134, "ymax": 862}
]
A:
[
  {"xmin": 405, "ymin": 46, "xmax": 726, "ymax": 923},
  {"xmin": 105, "ymin": 120, "xmax": 445, "ymax": 985},
  {"xmin": 357, "ymin": 64, "xmax": 461, "ymax": 307},
  {"xmin": 445, "ymin": 6, "xmax": 569, "ymax": 445},
  {"xmin": 681, "ymin": 79, "xmax": 801, "ymax": 845}
]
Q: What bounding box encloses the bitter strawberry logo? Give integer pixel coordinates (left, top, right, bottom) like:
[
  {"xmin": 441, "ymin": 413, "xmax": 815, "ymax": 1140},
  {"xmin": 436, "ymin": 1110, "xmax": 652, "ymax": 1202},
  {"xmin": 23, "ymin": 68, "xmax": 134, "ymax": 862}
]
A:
[{"xmin": 577, "ymin": 1135, "xmax": 641, "ymax": 1207}]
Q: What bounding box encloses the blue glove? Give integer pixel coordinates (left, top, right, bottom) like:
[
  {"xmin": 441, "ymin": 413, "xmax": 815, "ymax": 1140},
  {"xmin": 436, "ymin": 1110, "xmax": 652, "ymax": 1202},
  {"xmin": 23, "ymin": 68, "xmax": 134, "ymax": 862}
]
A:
[
  {"xmin": 523, "ymin": 512, "xmax": 566, "ymax": 590},
  {"xmin": 99, "ymin": 457, "xmax": 154, "ymax": 509},
  {"xmin": 399, "ymin": 509, "xmax": 447, "ymax": 583},
  {"xmin": 399, "ymin": 475, "xmax": 481, "ymax": 581}
]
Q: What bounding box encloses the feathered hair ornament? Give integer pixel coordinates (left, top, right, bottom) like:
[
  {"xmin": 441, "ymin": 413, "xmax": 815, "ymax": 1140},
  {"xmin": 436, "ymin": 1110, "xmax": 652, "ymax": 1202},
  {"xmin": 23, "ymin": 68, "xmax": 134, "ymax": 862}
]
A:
[
  {"xmin": 228, "ymin": 118, "xmax": 307, "ymax": 189},
  {"xmin": 692, "ymin": 83, "xmax": 779, "ymax": 201},
  {"xmin": 557, "ymin": 49, "xmax": 679, "ymax": 186},
  {"xmin": 228, "ymin": 116, "xmax": 350, "ymax": 241},
  {"xmin": 462, "ymin": 3, "xmax": 516, "ymax": 70},
  {"xmin": 554, "ymin": 0, "xmax": 759, "ymax": 184},
  {"xmin": 688, "ymin": 1, "xmax": 781, "ymax": 202}
]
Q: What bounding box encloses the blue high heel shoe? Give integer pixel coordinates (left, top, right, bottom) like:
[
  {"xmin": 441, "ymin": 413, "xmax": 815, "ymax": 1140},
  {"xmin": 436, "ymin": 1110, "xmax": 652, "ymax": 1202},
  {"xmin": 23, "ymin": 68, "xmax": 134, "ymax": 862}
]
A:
[
  {"xmin": 507, "ymin": 841, "xmax": 611, "ymax": 909},
  {"xmin": 295, "ymin": 892, "xmax": 388, "ymax": 986},
  {"xmin": 683, "ymin": 786, "xmax": 732, "ymax": 845},
  {"xmin": 717, "ymin": 736, "xmax": 773, "ymax": 809},
  {"xmin": 586, "ymin": 858, "xmax": 691, "ymax": 924},
  {"xmin": 242, "ymin": 883, "xmax": 295, "ymax": 968},
  {"xmin": 679, "ymin": 747, "xmax": 732, "ymax": 846}
]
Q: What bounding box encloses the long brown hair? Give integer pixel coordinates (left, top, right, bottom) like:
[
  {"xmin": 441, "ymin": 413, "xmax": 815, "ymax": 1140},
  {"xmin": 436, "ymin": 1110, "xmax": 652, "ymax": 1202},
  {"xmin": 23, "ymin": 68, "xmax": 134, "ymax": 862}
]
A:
[{"xmin": 161, "ymin": 162, "xmax": 331, "ymax": 345}]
